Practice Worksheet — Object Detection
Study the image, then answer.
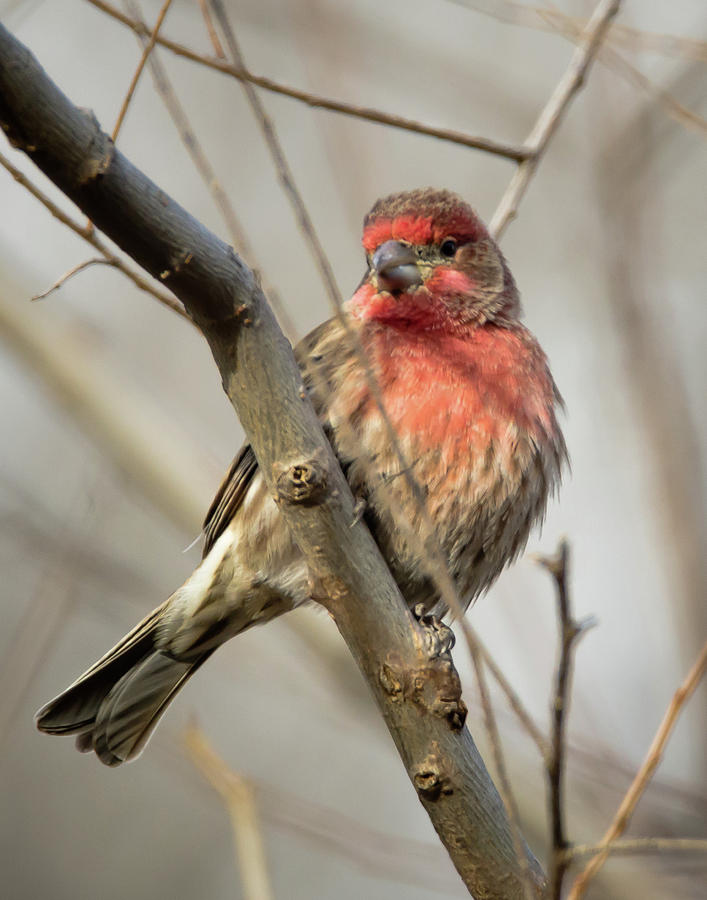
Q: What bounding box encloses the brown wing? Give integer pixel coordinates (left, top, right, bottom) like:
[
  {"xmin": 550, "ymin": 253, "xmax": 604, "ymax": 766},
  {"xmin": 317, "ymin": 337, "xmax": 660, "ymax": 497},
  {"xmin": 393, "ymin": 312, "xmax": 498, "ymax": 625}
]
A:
[
  {"xmin": 202, "ymin": 443, "xmax": 258, "ymax": 557},
  {"xmin": 201, "ymin": 316, "xmax": 350, "ymax": 558}
]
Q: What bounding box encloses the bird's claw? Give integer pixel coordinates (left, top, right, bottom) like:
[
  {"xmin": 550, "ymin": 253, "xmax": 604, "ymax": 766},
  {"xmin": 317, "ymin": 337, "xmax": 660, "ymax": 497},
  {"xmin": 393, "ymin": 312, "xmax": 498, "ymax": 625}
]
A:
[{"xmin": 412, "ymin": 604, "xmax": 456, "ymax": 658}]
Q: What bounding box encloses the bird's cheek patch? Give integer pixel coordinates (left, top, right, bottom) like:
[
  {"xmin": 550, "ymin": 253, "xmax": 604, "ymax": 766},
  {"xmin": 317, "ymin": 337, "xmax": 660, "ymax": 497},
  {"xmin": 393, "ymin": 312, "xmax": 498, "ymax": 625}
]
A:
[
  {"xmin": 349, "ymin": 282, "xmax": 380, "ymax": 319},
  {"xmin": 426, "ymin": 268, "xmax": 474, "ymax": 297}
]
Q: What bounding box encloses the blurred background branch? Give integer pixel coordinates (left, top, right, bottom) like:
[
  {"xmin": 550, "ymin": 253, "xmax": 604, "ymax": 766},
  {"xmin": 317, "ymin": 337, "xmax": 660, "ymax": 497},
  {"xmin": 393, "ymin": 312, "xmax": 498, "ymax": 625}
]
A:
[{"xmin": 186, "ymin": 726, "xmax": 274, "ymax": 900}]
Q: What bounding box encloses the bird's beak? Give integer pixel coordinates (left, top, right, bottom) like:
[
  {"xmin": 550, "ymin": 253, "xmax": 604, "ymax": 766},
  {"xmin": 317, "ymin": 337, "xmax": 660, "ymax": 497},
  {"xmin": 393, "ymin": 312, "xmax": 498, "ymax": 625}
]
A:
[{"xmin": 372, "ymin": 240, "xmax": 422, "ymax": 292}]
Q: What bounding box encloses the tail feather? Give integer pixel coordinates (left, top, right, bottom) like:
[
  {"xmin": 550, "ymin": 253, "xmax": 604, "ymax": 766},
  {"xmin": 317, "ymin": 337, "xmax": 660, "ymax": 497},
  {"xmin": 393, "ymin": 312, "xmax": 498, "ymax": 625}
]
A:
[
  {"xmin": 35, "ymin": 605, "xmax": 165, "ymax": 736},
  {"xmin": 90, "ymin": 650, "xmax": 211, "ymax": 766},
  {"xmin": 35, "ymin": 603, "xmax": 211, "ymax": 766}
]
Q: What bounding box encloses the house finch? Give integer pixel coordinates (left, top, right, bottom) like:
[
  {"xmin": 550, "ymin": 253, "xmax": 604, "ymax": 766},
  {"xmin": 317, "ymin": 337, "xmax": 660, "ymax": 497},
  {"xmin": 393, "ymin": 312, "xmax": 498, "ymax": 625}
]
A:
[{"xmin": 36, "ymin": 188, "xmax": 567, "ymax": 765}]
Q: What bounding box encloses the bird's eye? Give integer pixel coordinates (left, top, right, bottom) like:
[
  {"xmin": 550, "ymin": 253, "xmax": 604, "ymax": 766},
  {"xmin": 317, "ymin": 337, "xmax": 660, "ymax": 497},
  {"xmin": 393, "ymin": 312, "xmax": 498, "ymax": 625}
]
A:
[{"xmin": 440, "ymin": 238, "xmax": 458, "ymax": 258}]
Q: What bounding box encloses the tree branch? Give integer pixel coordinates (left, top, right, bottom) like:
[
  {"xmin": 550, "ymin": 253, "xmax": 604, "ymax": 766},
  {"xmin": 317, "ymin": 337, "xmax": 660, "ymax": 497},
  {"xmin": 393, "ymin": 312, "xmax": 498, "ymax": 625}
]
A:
[{"xmin": 0, "ymin": 25, "xmax": 545, "ymax": 898}]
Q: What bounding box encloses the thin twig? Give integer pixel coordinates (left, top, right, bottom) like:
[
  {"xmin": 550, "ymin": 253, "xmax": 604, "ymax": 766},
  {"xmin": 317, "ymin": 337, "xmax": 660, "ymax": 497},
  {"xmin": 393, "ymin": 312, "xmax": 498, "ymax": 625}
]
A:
[
  {"xmin": 564, "ymin": 837, "xmax": 707, "ymax": 862},
  {"xmin": 197, "ymin": 0, "xmax": 225, "ymax": 58},
  {"xmin": 459, "ymin": 0, "xmax": 706, "ymax": 139},
  {"xmin": 112, "ymin": 0, "xmax": 173, "ymax": 141},
  {"xmin": 536, "ymin": 542, "xmax": 594, "ymax": 899},
  {"xmin": 0, "ymin": 149, "xmax": 187, "ymax": 318},
  {"xmin": 568, "ymin": 638, "xmax": 707, "ymax": 898},
  {"xmin": 471, "ymin": 626, "xmax": 551, "ymax": 761},
  {"xmin": 490, "ymin": 0, "xmax": 621, "ymax": 239},
  {"xmin": 185, "ymin": 727, "xmax": 274, "ymax": 900},
  {"xmin": 206, "ymin": 0, "xmax": 359, "ymax": 320},
  {"xmin": 447, "ymin": 616, "xmax": 548, "ymax": 898},
  {"xmin": 594, "ymin": 38, "xmax": 707, "ymax": 137},
  {"xmin": 31, "ymin": 257, "xmax": 117, "ymax": 300},
  {"xmin": 125, "ymin": 0, "xmax": 296, "ymax": 339},
  {"xmin": 534, "ymin": 2, "xmax": 706, "ymax": 137},
  {"xmin": 456, "ymin": 0, "xmax": 707, "ymax": 63},
  {"xmin": 85, "ymin": 0, "xmax": 529, "ymax": 161},
  {"xmin": 467, "ymin": 642, "xmax": 538, "ymax": 900}
]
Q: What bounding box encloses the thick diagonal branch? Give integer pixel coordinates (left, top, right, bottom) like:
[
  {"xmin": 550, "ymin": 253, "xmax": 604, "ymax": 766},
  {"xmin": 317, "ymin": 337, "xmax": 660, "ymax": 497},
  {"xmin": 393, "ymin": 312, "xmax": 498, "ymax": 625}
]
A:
[{"xmin": 0, "ymin": 24, "xmax": 545, "ymax": 898}]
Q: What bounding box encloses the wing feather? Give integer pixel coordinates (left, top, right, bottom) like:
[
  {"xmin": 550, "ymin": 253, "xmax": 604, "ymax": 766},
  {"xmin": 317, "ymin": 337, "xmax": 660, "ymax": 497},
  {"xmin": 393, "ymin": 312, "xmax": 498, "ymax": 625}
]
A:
[{"xmin": 201, "ymin": 316, "xmax": 350, "ymax": 556}]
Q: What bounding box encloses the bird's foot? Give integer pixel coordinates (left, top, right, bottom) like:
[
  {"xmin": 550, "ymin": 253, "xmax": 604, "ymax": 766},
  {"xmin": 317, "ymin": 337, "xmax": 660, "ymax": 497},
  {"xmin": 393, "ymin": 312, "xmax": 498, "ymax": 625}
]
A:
[{"xmin": 412, "ymin": 603, "xmax": 456, "ymax": 659}]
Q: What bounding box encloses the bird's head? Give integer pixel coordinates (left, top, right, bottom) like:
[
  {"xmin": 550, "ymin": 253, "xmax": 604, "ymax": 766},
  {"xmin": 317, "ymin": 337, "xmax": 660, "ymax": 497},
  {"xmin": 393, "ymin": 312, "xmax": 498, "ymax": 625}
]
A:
[{"xmin": 350, "ymin": 188, "xmax": 520, "ymax": 331}]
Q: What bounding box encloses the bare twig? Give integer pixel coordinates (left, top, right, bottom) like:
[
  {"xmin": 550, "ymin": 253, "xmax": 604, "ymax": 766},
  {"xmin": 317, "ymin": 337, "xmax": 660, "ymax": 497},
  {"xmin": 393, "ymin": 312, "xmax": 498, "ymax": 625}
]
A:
[
  {"xmin": 125, "ymin": 0, "xmax": 296, "ymax": 339},
  {"xmin": 565, "ymin": 837, "xmax": 707, "ymax": 861},
  {"xmin": 177, "ymin": 720, "xmax": 707, "ymax": 890},
  {"xmin": 112, "ymin": 0, "xmax": 173, "ymax": 141},
  {"xmin": 197, "ymin": 0, "xmax": 224, "ymax": 58},
  {"xmin": 536, "ymin": 542, "xmax": 594, "ymax": 899},
  {"xmin": 205, "ymin": 0, "xmax": 353, "ymax": 321},
  {"xmin": 203, "ymin": 0, "xmax": 426, "ymax": 474},
  {"xmin": 185, "ymin": 727, "xmax": 274, "ymax": 900},
  {"xmin": 472, "ymin": 626, "xmax": 551, "ymax": 761},
  {"xmin": 461, "ymin": 0, "xmax": 707, "ymax": 139},
  {"xmin": 597, "ymin": 41, "xmax": 707, "ymax": 138},
  {"xmin": 568, "ymin": 639, "xmax": 707, "ymax": 898},
  {"xmin": 490, "ymin": 0, "xmax": 621, "ymax": 239},
  {"xmin": 85, "ymin": 0, "xmax": 529, "ymax": 161},
  {"xmin": 30, "ymin": 257, "xmax": 116, "ymax": 300},
  {"xmin": 0, "ymin": 149, "xmax": 187, "ymax": 318},
  {"xmin": 535, "ymin": 2, "xmax": 707, "ymax": 137},
  {"xmin": 456, "ymin": 0, "xmax": 707, "ymax": 63},
  {"xmin": 467, "ymin": 640, "xmax": 539, "ymax": 900}
]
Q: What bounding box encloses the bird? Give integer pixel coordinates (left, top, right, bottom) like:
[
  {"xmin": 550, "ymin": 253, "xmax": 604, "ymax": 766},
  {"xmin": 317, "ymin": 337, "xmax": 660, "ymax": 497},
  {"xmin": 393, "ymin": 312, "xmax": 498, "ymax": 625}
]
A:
[{"xmin": 35, "ymin": 188, "xmax": 567, "ymax": 766}]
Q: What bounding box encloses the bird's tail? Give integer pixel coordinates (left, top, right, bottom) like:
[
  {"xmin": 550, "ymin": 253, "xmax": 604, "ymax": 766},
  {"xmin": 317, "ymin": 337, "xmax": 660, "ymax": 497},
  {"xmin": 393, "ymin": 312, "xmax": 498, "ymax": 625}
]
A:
[{"xmin": 35, "ymin": 603, "xmax": 212, "ymax": 766}]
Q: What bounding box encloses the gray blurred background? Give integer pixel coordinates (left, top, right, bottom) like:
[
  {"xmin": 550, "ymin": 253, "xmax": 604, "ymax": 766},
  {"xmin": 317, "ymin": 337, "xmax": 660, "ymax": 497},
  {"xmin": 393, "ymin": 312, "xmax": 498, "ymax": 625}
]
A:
[{"xmin": 0, "ymin": 1, "xmax": 705, "ymax": 898}]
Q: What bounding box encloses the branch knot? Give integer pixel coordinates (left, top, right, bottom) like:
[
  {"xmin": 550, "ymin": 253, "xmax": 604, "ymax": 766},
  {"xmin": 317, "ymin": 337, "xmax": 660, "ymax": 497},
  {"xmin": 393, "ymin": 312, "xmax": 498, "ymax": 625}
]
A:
[
  {"xmin": 273, "ymin": 451, "xmax": 329, "ymax": 506},
  {"xmin": 379, "ymin": 649, "xmax": 467, "ymax": 731},
  {"xmin": 412, "ymin": 747, "xmax": 453, "ymax": 801},
  {"xmin": 76, "ymin": 110, "xmax": 114, "ymax": 185}
]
